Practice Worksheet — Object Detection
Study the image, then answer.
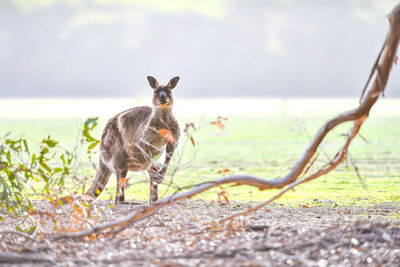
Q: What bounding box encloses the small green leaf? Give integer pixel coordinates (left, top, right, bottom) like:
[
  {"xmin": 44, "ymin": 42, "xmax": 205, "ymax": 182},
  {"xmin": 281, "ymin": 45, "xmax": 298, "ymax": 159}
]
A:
[
  {"xmin": 88, "ymin": 140, "xmax": 99, "ymax": 150},
  {"xmin": 23, "ymin": 139, "xmax": 29, "ymax": 154},
  {"xmin": 53, "ymin": 167, "xmax": 63, "ymax": 174},
  {"xmin": 5, "ymin": 151, "xmax": 11, "ymax": 164},
  {"xmin": 31, "ymin": 153, "xmax": 36, "ymax": 168}
]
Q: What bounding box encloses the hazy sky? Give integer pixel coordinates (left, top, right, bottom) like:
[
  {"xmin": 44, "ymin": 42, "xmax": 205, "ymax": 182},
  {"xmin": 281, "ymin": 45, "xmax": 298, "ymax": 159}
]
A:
[{"xmin": 0, "ymin": 0, "xmax": 399, "ymax": 98}]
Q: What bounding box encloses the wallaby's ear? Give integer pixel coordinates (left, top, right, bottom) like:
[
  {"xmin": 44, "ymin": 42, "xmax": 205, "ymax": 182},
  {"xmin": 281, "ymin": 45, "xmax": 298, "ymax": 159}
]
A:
[
  {"xmin": 167, "ymin": 76, "xmax": 180, "ymax": 89},
  {"xmin": 147, "ymin": 76, "xmax": 159, "ymax": 89}
]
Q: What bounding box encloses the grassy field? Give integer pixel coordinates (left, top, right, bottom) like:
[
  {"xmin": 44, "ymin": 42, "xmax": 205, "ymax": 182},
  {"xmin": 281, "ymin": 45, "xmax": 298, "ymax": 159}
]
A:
[{"xmin": 0, "ymin": 98, "xmax": 399, "ymax": 206}]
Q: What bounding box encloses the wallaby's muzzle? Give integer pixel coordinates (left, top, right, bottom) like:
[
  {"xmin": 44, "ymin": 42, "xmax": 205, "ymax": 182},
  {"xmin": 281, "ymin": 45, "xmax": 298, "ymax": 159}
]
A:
[{"xmin": 158, "ymin": 91, "xmax": 168, "ymax": 104}]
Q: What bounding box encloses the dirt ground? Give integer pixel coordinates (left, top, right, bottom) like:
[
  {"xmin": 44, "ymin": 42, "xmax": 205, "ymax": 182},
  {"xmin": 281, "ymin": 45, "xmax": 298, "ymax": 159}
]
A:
[{"xmin": 0, "ymin": 200, "xmax": 399, "ymax": 266}]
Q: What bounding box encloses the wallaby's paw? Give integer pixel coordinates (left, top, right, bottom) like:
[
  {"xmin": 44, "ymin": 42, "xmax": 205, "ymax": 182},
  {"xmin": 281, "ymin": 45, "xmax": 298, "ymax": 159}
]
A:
[
  {"xmin": 114, "ymin": 196, "xmax": 125, "ymax": 204},
  {"xmin": 148, "ymin": 193, "xmax": 159, "ymax": 205},
  {"xmin": 148, "ymin": 168, "xmax": 165, "ymax": 184}
]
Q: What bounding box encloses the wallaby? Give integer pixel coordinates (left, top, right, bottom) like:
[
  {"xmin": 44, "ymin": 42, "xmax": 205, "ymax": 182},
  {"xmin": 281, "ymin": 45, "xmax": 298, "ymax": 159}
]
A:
[{"xmin": 83, "ymin": 76, "xmax": 180, "ymax": 204}]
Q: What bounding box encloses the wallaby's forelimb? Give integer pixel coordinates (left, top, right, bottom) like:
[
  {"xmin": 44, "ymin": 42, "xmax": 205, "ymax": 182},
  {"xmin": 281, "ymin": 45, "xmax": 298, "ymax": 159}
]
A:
[
  {"xmin": 162, "ymin": 142, "xmax": 177, "ymax": 174},
  {"xmin": 147, "ymin": 142, "xmax": 177, "ymax": 203},
  {"xmin": 149, "ymin": 183, "xmax": 158, "ymax": 203}
]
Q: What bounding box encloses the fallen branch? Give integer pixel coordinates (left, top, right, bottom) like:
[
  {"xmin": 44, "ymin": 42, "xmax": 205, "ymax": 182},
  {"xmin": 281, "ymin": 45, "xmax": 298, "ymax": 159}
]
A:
[
  {"xmin": 0, "ymin": 253, "xmax": 55, "ymax": 264},
  {"xmin": 0, "ymin": 253, "xmax": 91, "ymax": 265},
  {"xmin": 53, "ymin": 4, "xmax": 400, "ymax": 240},
  {"xmin": 0, "ymin": 230, "xmax": 36, "ymax": 242}
]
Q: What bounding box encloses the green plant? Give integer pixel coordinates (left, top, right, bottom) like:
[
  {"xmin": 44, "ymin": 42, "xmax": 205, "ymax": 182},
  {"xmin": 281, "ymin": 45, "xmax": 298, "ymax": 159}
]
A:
[{"xmin": 0, "ymin": 118, "xmax": 100, "ymax": 218}]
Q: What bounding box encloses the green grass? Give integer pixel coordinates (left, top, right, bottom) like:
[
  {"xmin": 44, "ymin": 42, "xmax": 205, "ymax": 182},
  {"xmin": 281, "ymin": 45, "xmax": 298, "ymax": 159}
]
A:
[{"xmin": 1, "ymin": 99, "xmax": 399, "ymax": 206}]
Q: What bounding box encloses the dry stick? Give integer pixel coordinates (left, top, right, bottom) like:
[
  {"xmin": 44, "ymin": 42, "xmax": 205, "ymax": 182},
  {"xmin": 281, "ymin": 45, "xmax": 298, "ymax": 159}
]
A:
[
  {"xmin": 0, "ymin": 254, "xmax": 55, "ymax": 264},
  {"xmin": 53, "ymin": 4, "xmax": 400, "ymax": 241},
  {"xmin": 0, "ymin": 253, "xmax": 91, "ymax": 265}
]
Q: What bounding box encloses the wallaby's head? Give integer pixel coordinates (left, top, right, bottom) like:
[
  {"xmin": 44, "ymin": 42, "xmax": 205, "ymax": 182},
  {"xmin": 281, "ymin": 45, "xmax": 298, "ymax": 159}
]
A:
[{"xmin": 147, "ymin": 76, "xmax": 180, "ymax": 109}]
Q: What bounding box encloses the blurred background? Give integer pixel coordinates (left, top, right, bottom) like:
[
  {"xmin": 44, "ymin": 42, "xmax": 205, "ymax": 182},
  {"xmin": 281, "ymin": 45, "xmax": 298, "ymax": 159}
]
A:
[{"xmin": 0, "ymin": 0, "xmax": 399, "ymax": 99}]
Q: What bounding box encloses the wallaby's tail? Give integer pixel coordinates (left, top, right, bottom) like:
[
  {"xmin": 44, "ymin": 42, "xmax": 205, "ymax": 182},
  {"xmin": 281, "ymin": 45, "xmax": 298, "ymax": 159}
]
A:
[
  {"xmin": 84, "ymin": 161, "xmax": 112, "ymax": 199},
  {"xmin": 60, "ymin": 162, "xmax": 111, "ymax": 205}
]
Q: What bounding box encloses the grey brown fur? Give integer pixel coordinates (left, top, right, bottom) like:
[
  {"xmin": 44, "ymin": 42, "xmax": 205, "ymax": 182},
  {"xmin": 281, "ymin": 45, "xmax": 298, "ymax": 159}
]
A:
[{"xmin": 85, "ymin": 76, "xmax": 180, "ymax": 204}]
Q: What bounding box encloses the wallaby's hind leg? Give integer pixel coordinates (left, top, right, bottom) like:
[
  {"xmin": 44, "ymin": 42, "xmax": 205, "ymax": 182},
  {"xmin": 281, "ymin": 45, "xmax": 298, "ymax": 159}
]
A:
[
  {"xmin": 115, "ymin": 169, "xmax": 128, "ymax": 204},
  {"xmin": 110, "ymin": 152, "xmax": 129, "ymax": 204}
]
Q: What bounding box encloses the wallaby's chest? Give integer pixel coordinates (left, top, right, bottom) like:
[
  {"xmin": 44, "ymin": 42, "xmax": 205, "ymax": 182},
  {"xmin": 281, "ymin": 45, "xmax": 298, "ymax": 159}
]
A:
[
  {"xmin": 143, "ymin": 117, "xmax": 179, "ymax": 148},
  {"xmin": 126, "ymin": 113, "xmax": 179, "ymax": 168},
  {"xmin": 128, "ymin": 114, "xmax": 180, "ymax": 170}
]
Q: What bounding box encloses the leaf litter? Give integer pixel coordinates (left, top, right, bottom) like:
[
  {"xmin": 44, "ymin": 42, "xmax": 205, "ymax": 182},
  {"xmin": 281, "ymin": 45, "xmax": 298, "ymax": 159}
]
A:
[{"xmin": 0, "ymin": 199, "xmax": 399, "ymax": 266}]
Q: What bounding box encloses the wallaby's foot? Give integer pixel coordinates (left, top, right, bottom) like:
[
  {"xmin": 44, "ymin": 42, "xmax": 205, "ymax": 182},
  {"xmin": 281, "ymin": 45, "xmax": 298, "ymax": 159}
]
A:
[
  {"xmin": 149, "ymin": 195, "xmax": 158, "ymax": 205},
  {"xmin": 149, "ymin": 191, "xmax": 159, "ymax": 204},
  {"xmin": 115, "ymin": 194, "xmax": 125, "ymax": 204},
  {"xmin": 149, "ymin": 198, "xmax": 158, "ymax": 205},
  {"xmin": 149, "ymin": 183, "xmax": 159, "ymax": 204}
]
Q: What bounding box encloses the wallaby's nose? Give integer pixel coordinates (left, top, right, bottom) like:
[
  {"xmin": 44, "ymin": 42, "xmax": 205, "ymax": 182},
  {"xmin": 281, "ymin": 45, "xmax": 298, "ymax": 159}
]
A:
[{"xmin": 158, "ymin": 92, "xmax": 167, "ymax": 104}]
